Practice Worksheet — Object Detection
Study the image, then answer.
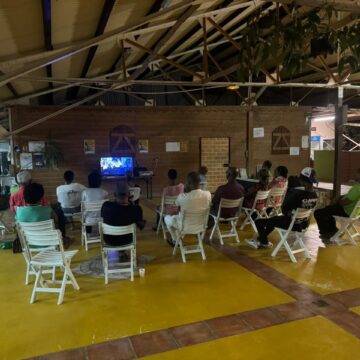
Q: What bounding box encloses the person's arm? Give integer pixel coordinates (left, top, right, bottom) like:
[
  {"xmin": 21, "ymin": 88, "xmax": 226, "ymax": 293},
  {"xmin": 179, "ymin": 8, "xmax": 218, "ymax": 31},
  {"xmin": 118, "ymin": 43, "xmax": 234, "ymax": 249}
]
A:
[
  {"xmin": 212, "ymin": 187, "xmax": 221, "ymax": 208},
  {"xmin": 281, "ymin": 191, "xmax": 300, "ymax": 216},
  {"xmin": 338, "ymin": 186, "xmax": 359, "ymax": 207}
]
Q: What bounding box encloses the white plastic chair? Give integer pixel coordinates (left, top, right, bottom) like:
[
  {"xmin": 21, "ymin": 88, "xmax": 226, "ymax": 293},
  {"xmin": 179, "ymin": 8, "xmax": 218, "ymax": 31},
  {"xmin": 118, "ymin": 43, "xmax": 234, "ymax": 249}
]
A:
[
  {"xmin": 266, "ymin": 186, "xmax": 287, "ymax": 217},
  {"xmin": 173, "ymin": 208, "xmax": 210, "ymax": 263},
  {"xmin": 209, "ymin": 197, "xmax": 244, "ymax": 245},
  {"xmin": 99, "ymin": 222, "xmax": 137, "ymax": 284},
  {"xmin": 129, "ymin": 187, "xmax": 141, "ymax": 202},
  {"xmin": 24, "ymin": 229, "xmax": 79, "ymax": 304},
  {"xmin": 17, "ymin": 220, "xmax": 56, "ymax": 285},
  {"xmin": 271, "ymin": 208, "xmax": 314, "ymax": 263},
  {"xmin": 330, "ymin": 199, "xmax": 360, "ymax": 246},
  {"xmin": 81, "ymin": 200, "xmax": 106, "ymax": 251},
  {"xmin": 240, "ymin": 190, "xmax": 271, "ymax": 233},
  {"xmin": 156, "ymin": 192, "xmax": 178, "ymax": 240}
]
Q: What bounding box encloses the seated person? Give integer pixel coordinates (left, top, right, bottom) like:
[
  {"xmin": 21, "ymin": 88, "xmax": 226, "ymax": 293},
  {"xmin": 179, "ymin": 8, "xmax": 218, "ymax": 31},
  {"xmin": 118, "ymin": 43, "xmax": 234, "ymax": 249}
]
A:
[
  {"xmin": 56, "ymin": 170, "xmax": 86, "ymax": 215},
  {"xmin": 270, "ymin": 166, "xmax": 288, "ymax": 189},
  {"xmin": 199, "ymin": 166, "xmax": 208, "ymax": 190},
  {"xmin": 10, "ymin": 171, "xmax": 49, "ymax": 212},
  {"xmin": 165, "ymin": 172, "xmax": 211, "ymax": 246},
  {"xmin": 211, "ymin": 167, "xmax": 244, "ymax": 218},
  {"xmin": 262, "ymin": 160, "xmax": 273, "ymax": 180},
  {"xmin": 126, "ymin": 170, "xmax": 140, "ymax": 204},
  {"xmin": 82, "ymin": 171, "xmax": 108, "ymax": 234},
  {"xmin": 153, "ymin": 169, "xmax": 184, "ymax": 230},
  {"xmin": 101, "ymin": 182, "xmax": 145, "ymax": 247},
  {"xmin": 246, "ymin": 167, "xmax": 318, "ymax": 249},
  {"xmin": 314, "ymin": 168, "xmax": 360, "ymax": 242},
  {"xmin": 243, "ymin": 168, "xmax": 270, "ymax": 210}
]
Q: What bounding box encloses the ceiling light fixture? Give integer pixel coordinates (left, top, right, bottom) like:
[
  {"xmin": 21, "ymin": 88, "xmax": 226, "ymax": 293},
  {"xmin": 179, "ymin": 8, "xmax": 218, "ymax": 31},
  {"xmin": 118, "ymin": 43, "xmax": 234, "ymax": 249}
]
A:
[
  {"xmin": 227, "ymin": 85, "xmax": 239, "ymax": 90},
  {"xmin": 312, "ymin": 115, "xmax": 335, "ymax": 122}
]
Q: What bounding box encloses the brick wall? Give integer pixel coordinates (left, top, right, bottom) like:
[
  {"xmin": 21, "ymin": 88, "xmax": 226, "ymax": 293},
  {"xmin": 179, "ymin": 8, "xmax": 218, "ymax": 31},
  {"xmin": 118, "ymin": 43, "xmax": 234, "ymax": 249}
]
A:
[
  {"xmin": 11, "ymin": 105, "xmax": 311, "ymax": 200},
  {"xmin": 201, "ymin": 138, "xmax": 229, "ymax": 192}
]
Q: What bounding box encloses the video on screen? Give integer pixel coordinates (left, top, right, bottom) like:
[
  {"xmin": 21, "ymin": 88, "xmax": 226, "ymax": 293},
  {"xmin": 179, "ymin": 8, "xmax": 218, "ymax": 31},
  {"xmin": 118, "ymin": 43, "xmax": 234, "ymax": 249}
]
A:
[{"xmin": 100, "ymin": 157, "xmax": 133, "ymax": 176}]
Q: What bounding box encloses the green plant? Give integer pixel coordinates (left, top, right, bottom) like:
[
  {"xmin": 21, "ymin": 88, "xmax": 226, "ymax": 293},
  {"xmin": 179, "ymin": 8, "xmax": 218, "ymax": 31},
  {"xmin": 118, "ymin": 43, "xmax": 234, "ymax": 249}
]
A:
[{"xmin": 44, "ymin": 139, "xmax": 63, "ymax": 169}]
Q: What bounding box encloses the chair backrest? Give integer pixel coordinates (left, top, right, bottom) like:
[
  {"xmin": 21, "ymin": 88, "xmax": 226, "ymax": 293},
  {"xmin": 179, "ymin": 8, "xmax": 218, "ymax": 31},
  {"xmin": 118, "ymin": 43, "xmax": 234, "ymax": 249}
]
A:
[
  {"xmin": 287, "ymin": 208, "xmax": 314, "ymax": 232},
  {"xmin": 252, "ymin": 190, "xmax": 271, "ymax": 210},
  {"xmin": 349, "ymin": 199, "xmax": 360, "ymax": 219},
  {"xmin": 267, "ymin": 187, "xmax": 287, "ymax": 207},
  {"xmin": 18, "ymin": 219, "xmax": 55, "ymax": 232},
  {"xmin": 179, "ymin": 208, "xmax": 210, "ymax": 235},
  {"xmin": 24, "ymin": 230, "xmax": 64, "ymax": 259},
  {"xmin": 159, "ymin": 191, "xmax": 178, "ymax": 214},
  {"xmin": 129, "ymin": 187, "xmax": 141, "ymax": 202},
  {"xmin": 81, "ymin": 200, "xmax": 105, "ymax": 222},
  {"xmin": 99, "ymin": 222, "xmax": 136, "ymax": 247},
  {"xmin": 65, "ymin": 189, "xmax": 82, "ymax": 208},
  {"xmin": 217, "ymin": 197, "xmax": 244, "ymax": 218}
]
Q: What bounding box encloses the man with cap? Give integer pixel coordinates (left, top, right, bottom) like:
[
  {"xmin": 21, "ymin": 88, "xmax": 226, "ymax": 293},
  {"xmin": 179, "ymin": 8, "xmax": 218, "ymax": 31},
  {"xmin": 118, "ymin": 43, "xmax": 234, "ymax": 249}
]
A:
[
  {"xmin": 10, "ymin": 170, "xmax": 49, "ymax": 212},
  {"xmin": 246, "ymin": 167, "xmax": 318, "ymax": 249},
  {"xmin": 100, "ymin": 181, "xmax": 145, "ymax": 247},
  {"xmin": 314, "ymin": 167, "xmax": 360, "ymax": 242}
]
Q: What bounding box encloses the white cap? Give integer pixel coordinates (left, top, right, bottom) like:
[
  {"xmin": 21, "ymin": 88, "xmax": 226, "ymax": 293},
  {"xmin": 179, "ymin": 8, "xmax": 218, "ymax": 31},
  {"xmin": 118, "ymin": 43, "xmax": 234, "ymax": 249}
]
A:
[
  {"xmin": 300, "ymin": 167, "xmax": 317, "ymax": 184},
  {"xmin": 16, "ymin": 170, "xmax": 31, "ymax": 184}
]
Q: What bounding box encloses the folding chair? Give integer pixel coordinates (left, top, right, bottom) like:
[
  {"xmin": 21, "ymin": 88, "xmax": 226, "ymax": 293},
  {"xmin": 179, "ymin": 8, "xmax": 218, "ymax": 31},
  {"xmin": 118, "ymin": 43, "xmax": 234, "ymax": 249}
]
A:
[
  {"xmin": 24, "ymin": 229, "xmax": 79, "ymax": 304},
  {"xmin": 209, "ymin": 197, "xmax": 244, "ymax": 245},
  {"xmin": 173, "ymin": 208, "xmax": 210, "ymax": 263},
  {"xmin": 271, "ymin": 208, "xmax": 314, "ymax": 263},
  {"xmin": 99, "ymin": 222, "xmax": 137, "ymax": 284},
  {"xmin": 17, "ymin": 220, "xmax": 56, "ymax": 285},
  {"xmin": 266, "ymin": 187, "xmax": 287, "ymax": 217},
  {"xmin": 240, "ymin": 190, "xmax": 271, "ymax": 233},
  {"xmin": 156, "ymin": 192, "xmax": 178, "ymax": 240},
  {"xmin": 330, "ymin": 199, "xmax": 360, "ymax": 246},
  {"xmin": 81, "ymin": 200, "xmax": 106, "ymax": 251}
]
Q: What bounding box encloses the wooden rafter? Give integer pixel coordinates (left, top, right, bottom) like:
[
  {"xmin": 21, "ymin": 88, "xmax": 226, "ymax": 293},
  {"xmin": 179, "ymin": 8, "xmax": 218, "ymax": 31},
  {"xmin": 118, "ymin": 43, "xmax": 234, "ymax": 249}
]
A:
[
  {"xmin": 272, "ymin": 0, "xmax": 360, "ymax": 13},
  {"xmin": 125, "ymin": 39, "xmax": 204, "ymax": 80}
]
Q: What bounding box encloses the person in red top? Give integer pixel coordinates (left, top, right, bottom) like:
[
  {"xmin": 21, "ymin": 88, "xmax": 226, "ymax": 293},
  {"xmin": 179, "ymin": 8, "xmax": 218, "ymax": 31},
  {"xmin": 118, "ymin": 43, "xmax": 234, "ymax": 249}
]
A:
[
  {"xmin": 10, "ymin": 171, "xmax": 49, "ymax": 213},
  {"xmin": 243, "ymin": 169, "xmax": 270, "ymax": 210},
  {"xmin": 269, "ymin": 166, "xmax": 288, "ymax": 189}
]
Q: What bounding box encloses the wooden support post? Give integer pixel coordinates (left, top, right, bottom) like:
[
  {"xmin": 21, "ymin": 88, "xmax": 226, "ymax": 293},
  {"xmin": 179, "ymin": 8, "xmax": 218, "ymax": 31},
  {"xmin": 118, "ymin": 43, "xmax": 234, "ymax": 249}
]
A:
[
  {"xmin": 246, "ymin": 110, "xmax": 254, "ymax": 174},
  {"xmin": 333, "ymin": 87, "xmax": 347, "ymax": 197}
]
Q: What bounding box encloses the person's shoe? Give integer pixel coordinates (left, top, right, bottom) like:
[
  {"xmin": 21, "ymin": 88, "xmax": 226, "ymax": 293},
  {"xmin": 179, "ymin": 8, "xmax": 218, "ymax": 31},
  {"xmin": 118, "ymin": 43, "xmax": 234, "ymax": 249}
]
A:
[
  {"xmin": 259, "ymin": 242, "xmax": 273, "ymax": 249},
  {"xmin": 166, "ymin": 238, "xmax": 175, "ymax": 247},
  {"xmin": 246, "ymin": 239, "xmax": 260, "ymax": 249}
]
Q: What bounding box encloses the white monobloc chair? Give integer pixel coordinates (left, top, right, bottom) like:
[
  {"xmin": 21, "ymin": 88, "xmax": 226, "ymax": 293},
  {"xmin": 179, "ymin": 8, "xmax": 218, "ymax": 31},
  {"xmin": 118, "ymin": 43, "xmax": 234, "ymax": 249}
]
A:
[
  {"xmin": 81, "ymin": 200, "xmax": 106, "ymax": 251},
  {"xmin": 209, "ymin": 197, "xmax": 244, "ymax": 245},
  {"xmin": 240, "ymin": 190, "xmax": 271, "ymax": 233},
  {"xmin": 173, "ymin": 208, "xmax": 210, "ymax": 263},
  {"xmin": 271, "ymin": 208, "xmax": 314, "ymax": 263},
  {"xmin": 330, "ymin": 199, "xmax": 360, "ymax": 246},
  {"xmin": 266, "ymin": 187, "xmax": 288, "ymax": 217},
  {"xmin": 24, "ymin": 229, "xmax": 79, "ymax": 304},
  {"xmin": 99, "ymin": 222, "xmax": 137, "ymax": 284},
  {"xmin": 17, "ymin": 220, "xmax": 56, "ymax": 285},
  {"xmin": 156, "ymin": 192, "xmax": 178, "ymax": 240}
]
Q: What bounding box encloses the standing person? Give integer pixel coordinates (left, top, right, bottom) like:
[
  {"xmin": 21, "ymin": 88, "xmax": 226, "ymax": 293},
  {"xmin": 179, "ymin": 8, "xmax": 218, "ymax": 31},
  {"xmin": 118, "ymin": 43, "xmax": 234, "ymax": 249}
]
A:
[
  {"xmin": 153, "ymin": 169, "xmax": 184, "ymax": 231},
  {"xmin": 314, "ymin": 168, "xmax": 360, "ymax": 241},
  {"xmin": 10, "ymin": 171, "xmax": 49, "ymax": 212},
  {"xmin": 246, "ymin": 168, "xmax": 318, "ymax": 249},
  {"xmin": 199, "ymin": 166, "xmax": 208, "ymax": 190},
  {"xmin": 101, "ymin": 182, "xmax": 145, "ymax": 258},
  {"xmin": 262, "ymin": 160, "xmax": 273, "ymax": 180},
  {"xmin": 56, "ymin": 170, "xmax": 86, "ymax": 215},
  {"xmin": 243, "ymin": 168, "xmax": 270, "ymax": 210},
  {"xmin": 82, "ymin": 171, "xmax": 108, "ymax": 235},
  {"xmin": 211, "ymin": 167, "xmax": 244, "ymax": 219},
  {"xmin": 165, "ymin": 172, "xmax": 211, "ymax": 246}
]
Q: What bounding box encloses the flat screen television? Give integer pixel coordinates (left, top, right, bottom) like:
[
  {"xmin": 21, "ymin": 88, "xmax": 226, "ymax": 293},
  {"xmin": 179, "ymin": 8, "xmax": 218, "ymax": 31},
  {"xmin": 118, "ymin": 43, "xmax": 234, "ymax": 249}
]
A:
[{"xmin": 100, "ymin": 156, "xmax": 134, "ymax": 177}]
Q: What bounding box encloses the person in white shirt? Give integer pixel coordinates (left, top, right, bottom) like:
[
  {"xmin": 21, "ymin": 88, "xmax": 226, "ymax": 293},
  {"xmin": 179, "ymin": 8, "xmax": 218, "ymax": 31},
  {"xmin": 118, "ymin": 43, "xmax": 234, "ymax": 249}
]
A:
[
  {"xmin": 56, "ymin": 170, "xmax": 86, "ymax": 215},
  {"xmin": 82, "ymin": 171, "xmax": 108, "ymax": 234},
  {"xmin": 165, "ymin": 171, "xmax": 211, "ymax": 246}
]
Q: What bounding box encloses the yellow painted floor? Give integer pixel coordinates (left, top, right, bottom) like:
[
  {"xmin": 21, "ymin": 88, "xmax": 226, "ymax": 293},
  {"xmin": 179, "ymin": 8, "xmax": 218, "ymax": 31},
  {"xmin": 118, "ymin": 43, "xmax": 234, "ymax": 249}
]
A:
[
  {"xmin": 0, "ymin": 225, "xmax": 291, "ymax": 359},
  {"xmin": 145, "ymin": 316, "xmax": 360, "ymax": 359},
  {"xmin": 232, "ymin": 224, "xmax": 360, "ymax": 295}
]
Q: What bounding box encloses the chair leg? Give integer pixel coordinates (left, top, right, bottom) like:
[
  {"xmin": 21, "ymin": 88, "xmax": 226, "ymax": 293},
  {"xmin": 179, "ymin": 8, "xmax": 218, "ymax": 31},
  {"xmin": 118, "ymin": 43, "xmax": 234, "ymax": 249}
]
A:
[
  {"xmin": 240, "ymin": 213, "xmax": 250, "ymax": 230},
  {"xmin": 271, "ymin": 231, "xmax": 285, "ymax": 257},
  {"xmin": 65, "ymin": 263, "xmax": 80, "ymax": 290},
  {"xmin": 30, "ymin": 266, "xmax": 42, "ymax": 304},
  {"xmin": 296, "ymin": 235, "xmax": 311, "ymax": 259},
  {"xmin": 102, "ymin": 251, "xmax": 108, "ymax": 284},
  {"xmin": 198, "ymin": 234, "xmax": 206, "ymax": 260},
  {"xmin": 172, "ymin": 238, "xmax": 179, "ymax": 255},
  {"xmin": 179, "ymin": 238, "xmax": 186, "ymax": 263},
  {"xmin": 156, "ymin": 214, "xmax": 162, "ymax": 234},
  {"xmin": 25, "ymin": 263, "xmax": 30, "ymax": 285},
  {"xmin": 232, "ymin": 221, "xmax": 240, "ymax": 243},
  {"xmin": 51, "ymin": 266, "xmax": 56, "ymax": 283},
  {"xmin": 216, "ymin": 225, "xmax": 224, "ymax": 245},
  {"xmin": 58, "ymin": 269, "xmax": 68, "ymax": 305},
  {"xmin": 283, "ymin": 240, "xmax": 297, "ymax": 263}
]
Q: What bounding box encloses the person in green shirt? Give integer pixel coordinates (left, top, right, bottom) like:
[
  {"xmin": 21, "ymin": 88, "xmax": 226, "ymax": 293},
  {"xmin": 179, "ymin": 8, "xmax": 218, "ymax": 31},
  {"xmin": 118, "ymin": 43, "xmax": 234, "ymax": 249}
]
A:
[
  {"xmin": 314, "ymin": 168, "xmax": 360, "ymax": 242},
  {"xmin": 16, "ymin": 183, "xmax": 53, "ymax": 223}
]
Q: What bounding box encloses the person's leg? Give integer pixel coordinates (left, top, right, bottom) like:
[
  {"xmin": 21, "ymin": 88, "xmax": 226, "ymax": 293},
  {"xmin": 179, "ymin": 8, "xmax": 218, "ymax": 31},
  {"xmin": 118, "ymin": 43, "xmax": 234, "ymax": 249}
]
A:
[
  {"xmin": 164, "ymin": 215, "xmax": 179, "ymax": 245},
  {"xmin": 314, "ymin": 204, "xmax": 347, "ymax": 237},
  {"xmin": 51, "ymin": 204, "xmax": 67, "ymax": 237},
  {"xmin": 256, "ymin": 216, "xmax": 291, "ymax": 246}
]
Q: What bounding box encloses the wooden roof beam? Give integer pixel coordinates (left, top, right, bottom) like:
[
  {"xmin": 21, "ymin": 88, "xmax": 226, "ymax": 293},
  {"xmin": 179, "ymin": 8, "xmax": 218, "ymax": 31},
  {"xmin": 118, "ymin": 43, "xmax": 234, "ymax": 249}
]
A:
[{"xmin": 271, "ymin": 0, "xmax": 360, "ymax": 13}]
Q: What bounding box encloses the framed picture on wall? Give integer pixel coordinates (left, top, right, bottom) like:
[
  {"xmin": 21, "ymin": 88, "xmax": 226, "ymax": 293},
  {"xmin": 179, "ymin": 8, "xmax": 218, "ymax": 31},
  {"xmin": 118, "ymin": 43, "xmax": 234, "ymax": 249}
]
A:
[
  {"xmin": 138, "ymin": 139, "xmax": 149, "ymax": 153},
  {"xmin": 28, "ymin": 141, "xmax": 45, "ymax": 153},
  {"xmin": 84, "ymin": 139, "xmax": 95, "ymax": 154},
  {"xmin": 33, "ymin": 153, "xmax": 46, "ymax": 168}
]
